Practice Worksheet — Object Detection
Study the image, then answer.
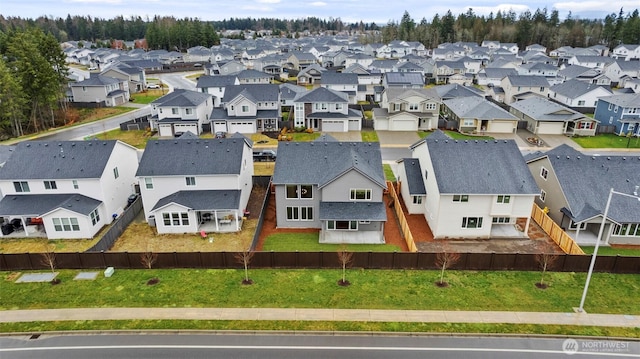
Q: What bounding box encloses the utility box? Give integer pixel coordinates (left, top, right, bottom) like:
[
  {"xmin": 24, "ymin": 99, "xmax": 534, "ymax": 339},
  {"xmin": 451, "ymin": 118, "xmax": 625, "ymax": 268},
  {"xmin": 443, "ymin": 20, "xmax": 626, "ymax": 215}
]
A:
[{"xmin": 104, "ymin": 267, "xmax": 115, "ymax": 278}]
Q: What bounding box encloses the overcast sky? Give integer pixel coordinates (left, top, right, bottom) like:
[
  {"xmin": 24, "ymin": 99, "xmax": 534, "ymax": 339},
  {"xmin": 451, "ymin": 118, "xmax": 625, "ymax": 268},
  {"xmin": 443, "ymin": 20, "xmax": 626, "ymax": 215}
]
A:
[{"xmin": 3, "ymin": 0, "xmax": 638, "ymax": 24}]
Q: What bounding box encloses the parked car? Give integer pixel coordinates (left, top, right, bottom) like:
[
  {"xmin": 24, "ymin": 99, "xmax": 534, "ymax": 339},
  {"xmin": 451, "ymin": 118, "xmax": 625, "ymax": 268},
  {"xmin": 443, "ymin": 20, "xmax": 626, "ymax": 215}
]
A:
[
  {"xmin": 147, "ymin": 83, "xmax": 160, "ymax": 89},
  {"xmin": 253, "ymin": 149, "xmax": 277, "ymax": 161},
  {"xmin": 215, "ymin": 131, "xmax": 226, "ymax": 139}
]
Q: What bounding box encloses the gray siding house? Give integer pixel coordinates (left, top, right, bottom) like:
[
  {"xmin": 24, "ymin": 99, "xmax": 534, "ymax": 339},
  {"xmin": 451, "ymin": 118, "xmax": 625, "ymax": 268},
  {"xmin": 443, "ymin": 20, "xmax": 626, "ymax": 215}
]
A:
[{"xmin": 272, "ymin": 141, "xmax": 387, "ymax": 244}]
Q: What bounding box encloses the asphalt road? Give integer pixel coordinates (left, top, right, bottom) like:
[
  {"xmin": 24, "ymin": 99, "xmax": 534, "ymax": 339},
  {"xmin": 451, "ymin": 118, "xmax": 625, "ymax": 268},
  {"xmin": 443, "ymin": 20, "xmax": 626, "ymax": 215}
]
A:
[
  {"xmin": 156, "ymin": 71, "xmax": 199, "ymax": 91},
  {"xmin": 0, "ymin": 333, "xmax": 637, "ymax": 359}
]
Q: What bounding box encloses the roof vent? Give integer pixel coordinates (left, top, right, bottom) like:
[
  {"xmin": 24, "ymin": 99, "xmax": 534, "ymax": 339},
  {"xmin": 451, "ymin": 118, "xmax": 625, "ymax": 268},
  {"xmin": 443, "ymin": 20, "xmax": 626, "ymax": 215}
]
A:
[
  {"xmin": 556, "ymin": 155, "xmax": 560, "ymax": 159},
  {"xmin": 607, "ymin": 157, "xmax": 611, "ymax": 160},
  {"xmin": 464, "ymin": 140, "xmax": 468, "ymax": 143},
  {"xmin": 577, "ymin": 156, "xmax": 580, "ymax": 159},
  {"xmin": 623, "ymin": 157, "xmax": 626, "ymax": 160}
]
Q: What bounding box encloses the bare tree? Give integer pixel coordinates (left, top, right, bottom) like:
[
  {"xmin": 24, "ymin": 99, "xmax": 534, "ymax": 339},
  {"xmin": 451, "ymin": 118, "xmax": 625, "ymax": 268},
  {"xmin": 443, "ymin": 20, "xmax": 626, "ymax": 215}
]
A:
[
  {"xmin": 40, "ymin": 243, "xmax": 60, "ymax": 284},
  {"xmin": 435, "ymin": 244, "xmax": 460, "ymax": 287},
  {"xmin": 535, "ymin": 243, "xmax": 559, "ymax": 289},
  {"xmin": 336, "ymin": 245, "xmax": 354, "ymax": 286},
  {"xmin": 141, "ymin": 244, "xmax": 159, "ymax": 285},
  {"xmin": 234, "ymin": 242, "xmax": 255, "ymax": 285}
]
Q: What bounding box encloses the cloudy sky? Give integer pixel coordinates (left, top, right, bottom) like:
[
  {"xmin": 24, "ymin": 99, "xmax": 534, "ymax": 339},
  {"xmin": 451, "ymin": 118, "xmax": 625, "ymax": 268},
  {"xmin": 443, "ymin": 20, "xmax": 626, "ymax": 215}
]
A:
[{"xmin": 3, "ymin": 0, "xmax": 638, "ymax": 24}]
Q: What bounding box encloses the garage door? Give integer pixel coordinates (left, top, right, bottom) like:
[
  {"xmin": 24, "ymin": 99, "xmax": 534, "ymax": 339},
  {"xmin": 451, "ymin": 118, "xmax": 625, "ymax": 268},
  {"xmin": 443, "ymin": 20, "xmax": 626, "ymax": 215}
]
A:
[
  {"xmin": 228, "ymin": 121, "xmax": 255, "ymax": 133},
  {"xmin": 348, "ymin": 119, "xmax": 361, "ymax": 131},
  {"xmin": 174, "ymin": 124, "xmax": 198, "ymax": 135},
  {"xmin": 159, "ymin": 124, "xmax": 173, "ymax": 137},
  {"xmin": 374, "ymin": 118, "xmax": 389, "ymax": 130},
  {"xmin": 488, "ymin": 121, "xmax": 515, "ymax": 133},
  {"xmin": 322, "ymin": 120, "xmax": 346, "ymax": 132},
  {"xmin": 537, "ymin": 122, "xmax": 564, "ymax": 135},
  {"xmin": 391, "ymin": 119, "xmax": 418, "ymax": 131},
  {"xmin": 213, "ymin": 122, "xmax": 227, "ymax": 134}
]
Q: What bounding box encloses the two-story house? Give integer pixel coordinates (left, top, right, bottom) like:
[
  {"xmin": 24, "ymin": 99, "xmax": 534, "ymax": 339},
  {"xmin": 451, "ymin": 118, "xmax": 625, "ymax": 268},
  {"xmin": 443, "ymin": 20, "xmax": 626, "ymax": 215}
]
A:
[
  {"xmin": 382, "ymin": 72, "xmax": 424, "ymax": 89},
  {"xmin": 442, "ymin": 96, "xmax": 519, "ymax": 134},
  {"xmin": 0, "ymin": 140, "xmax": 139, "ymax": 239},
  {"xmin": 292, "ymin": 87, "xmax": 361, "ymax": 132},
  {"xmin": 548, "ymin": 79, "xmax": 613, "ymax": 110},
  {"xmin": 372, "ymin": 88, "xmax": 440, "ymax": 131},
  {"xmin": 499, "ymin": 75, "xmax": 550, "ymax": 104},
  {"xmin": 525, "ymin": 145, "xmax": 640, "ymax": 245},
  {"xmin": 272, "ymin": 141, "xmax": 387, "ymax": 244},
  {"xmin": 510, "ymin": 96, "xmax": 598, "ymax": 136},
  {"xmin": 404, "ymin": 131, "xmax": 539, "ymax": 239},
  {"xmin": 593, "ymin": 93, "xmax": 640, "ymax": 136},
  {"xmin": 611, "ymin": 44, "xmax": 640, "ymax": 61},
  {"xmin": 136, "ymin": 135, "xmax": 253, "ymax": 235},
  {"xmin": 150, "ymin": 89, "xmax": 214, "ymax": 137},
  {"xmin": 195, "ymin": 75, "xmax": 240, "ymax": 107},
  {"xmin": 69, "ymin": 73, "xmax": 130, "ymax": 107},
  {"xmin": 320, "ymin": 71, "xmax": 359, "ymax": 104},
  {"xmin": 100, "ymin": 63, "xmax": 146, "ymax": 93},
  {"xmin": 210, "ymin": 84, "xmax": 280, "ymax": 134}
]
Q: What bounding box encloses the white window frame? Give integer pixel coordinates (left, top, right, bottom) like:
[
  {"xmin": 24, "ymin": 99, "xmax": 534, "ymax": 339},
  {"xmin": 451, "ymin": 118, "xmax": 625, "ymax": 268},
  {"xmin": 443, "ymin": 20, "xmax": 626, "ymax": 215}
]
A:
[
  {"xmin": 568, "ymin": 221, "xmax": 587, "ymax": 230},
  {"xmin": 540, "ymin": 189, "xmax": 546, "ymax": 202},
  {"xmin": 44, "ymin": 180, "xmax": 57, "ymax": 190},
  {"xmin": 496, "ymin": 195, "xmax": 511, "ymax": 204},
  {"xmin": 113, "ymin": 167, "xmax": 119, "ymax": 179},
  {"xmin": 144, "ymin": 177, "xmax": 153, "ymax": 189},
  {"xmin": 53, "ymin": 217, "xmax": 80, "ymax": 232},
  {"xmin": 90, "ymin": 208, "xmax": 100, "ymax": 226},
  {"xmin": 540, "ymin": 167, "xmax": 548, "ymax": 180},
  {"xmin": 462, "ymin": 217, "xmax": 483, "ymax": 229},
  {"xmin": 72, "ymin": 180, "xmax": 79, "ymax": 189},
  {"xmin": 463, "ymin": 119, "xmax": 474, "ymax": 127},
  {"xmin": 185, "ymin": 176, "xmax": 196, "ymax": 186},
  {"xmin": 350, "ymin": 188, "xmax": 372, "ymax": 200},
  {"xmin": 327, "ymin": 220, "xmax": 358, "ymax": 231},
  {"xmin": 453, "ymin": 194, "xmax": 469, "ymax": 202},
  {"xmin": 492, "ymin": 217, "xmax": 511, "ymax": 223},
  {"xmin": 412, "ymin": 196, "xmax": 423, "ymax": 204},
  {"xmin": 13, "ymin": 181, "xmax": 30, "ymax": 193},
  {"xmin": 162, "ymin": 212, "xmax": 190, "ymax": 226}
]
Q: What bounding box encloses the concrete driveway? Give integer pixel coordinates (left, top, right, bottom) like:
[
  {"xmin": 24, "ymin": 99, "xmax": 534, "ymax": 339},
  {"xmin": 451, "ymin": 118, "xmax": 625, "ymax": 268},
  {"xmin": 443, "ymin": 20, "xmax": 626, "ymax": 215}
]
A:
[
  {"xmin": 377, "ymin": 131, "xmax": 421, "ymax": 147},
  {"xmin": 325, "ymin": 132, "xmax": 361, "ymax": 141}
]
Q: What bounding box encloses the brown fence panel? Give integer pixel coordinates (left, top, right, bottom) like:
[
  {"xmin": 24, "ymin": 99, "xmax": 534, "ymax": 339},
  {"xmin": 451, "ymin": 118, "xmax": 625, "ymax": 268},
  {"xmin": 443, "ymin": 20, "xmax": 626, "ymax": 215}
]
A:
[
  {"xmin": 611, "ymin": 256, "xmax": 640, "ymax": 273},
  {"xmin": 466, "ymin": 252, "xmax": 493, "ymax": 270},
  {"xmin": 560, "ymin": 254, "xmax": 590, "ymax": 272},
  {"xmin": 174, "ymin": 252, "xmax": 202, "ymax": 268},
  {"xmin": 297, "ymin": 252, "xmax": 323, "ymax": 268},
  {"xmin": 56, "ymin": 253, "xmax": 83, "ymax": 269},
  {"xmin": 591, "ymin": 255, "xmax": 616, "ymax": 272},
  {"xmin": 101, "ymin": 252, "xmax": 131, "ymax": 268},
  {"xmin": 394, "ymin": 252, "xmax": 418, "ymax": 268},
  {"xmin": 2, "ymin": 254, "xmax": 34, "ymax": 270},
  {"xmin": 368, "ymin": 252, "xmax": 395, "ymax": 268},
  {"xmin": 199, "ymin": 252, "xmax": 224, "ymax": 268},
  {"xmin": 271, "ymin": 252, "xmax": 297, "ymax": 267},
  {"xmin": 79, "ymin": 252, "xmax": 108, "ymax": 268},
  {"xmin": 250, "ymin": 251, "xmax": 273, "ymax": 268},
  {"xmin": 416, "ymin": 252, "xmax": 437, "ymax": 269},
  {"xmin": 513, "ymin": 253, "xmax": 538, "ymax": 271},
  {"xmin": 491, "ymin": 253, "xmax": 517, "ymax": 270}
]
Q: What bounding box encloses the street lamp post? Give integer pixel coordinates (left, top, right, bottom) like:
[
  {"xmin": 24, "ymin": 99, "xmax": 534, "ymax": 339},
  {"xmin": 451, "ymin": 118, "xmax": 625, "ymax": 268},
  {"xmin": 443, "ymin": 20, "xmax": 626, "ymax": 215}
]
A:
[{"xmin": 577, "ymin": 187, "xmax": 640, "ymax": 313}]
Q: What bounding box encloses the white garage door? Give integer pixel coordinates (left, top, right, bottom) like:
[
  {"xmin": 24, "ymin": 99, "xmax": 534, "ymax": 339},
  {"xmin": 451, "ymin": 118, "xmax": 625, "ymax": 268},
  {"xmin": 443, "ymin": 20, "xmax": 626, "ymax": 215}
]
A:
[
  {"xmin": 374, "ymin": 119, "xmax": 389, "ymax": 130},
  {"xmin": 348, "ymin": 119, "xmax": 361, "ymax": 131},
  {"xmin": 392, "ymin": 119, "xmax": 417, "ymax": 131},
  {"xmin": 488, "ymin": 121, "xmax": 515, "ymax": 133},
  {"xmin": 174, "ymin": 124, "xmax": 198, "ymax": 135},
  {"xmin": 213, "ymin": 121, "xmax": 228, "ymax": 134},
  {"xmin": 537, "ymin": 122, "xmax": 564, "ymax": 135},
  {"xmin": 322, "ymin": 120, "xmax": 346, "ymax": 132},
  {"xmin": 228, "ymin": 121, "xmax": 255, "ymax": 133},
  {"xmin": 158, "ymin": 124, "xmax": 173, "ymax": 137}
]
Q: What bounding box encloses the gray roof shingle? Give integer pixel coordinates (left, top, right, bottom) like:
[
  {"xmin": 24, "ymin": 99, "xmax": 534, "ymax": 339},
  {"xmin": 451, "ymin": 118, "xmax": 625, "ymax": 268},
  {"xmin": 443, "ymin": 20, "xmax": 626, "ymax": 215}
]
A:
[
  {"xmin": 400, "ymin": 158, "xmax": 426, "ymax": 195},
  {"xmin": 0, "ymin": 194, "xmax": 101, "ymax": 216},
  {"xmin": 319, "ymin": 201, "xmax": 386, "ymax": 221},
  {"xmin": 151, "ymin": 89, "xmax": 211, "ymax": 107},
  {"xmin": 151, "ymin": 190, "xmax": 241, "ymax": 211}
]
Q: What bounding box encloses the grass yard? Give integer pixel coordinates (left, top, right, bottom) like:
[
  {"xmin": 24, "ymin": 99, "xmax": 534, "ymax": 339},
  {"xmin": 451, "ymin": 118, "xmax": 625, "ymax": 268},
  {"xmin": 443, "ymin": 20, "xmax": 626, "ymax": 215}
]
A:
[
  {"xmin": 251, "ymin": 133, "xmax": 278, "ymax": 146},
  {"xmin": 254, "ymin": 162, "xmax": 276, "ymax": 176},
  {"xmin": 572, "ymin": 134, "xmax": 640, "ymax": 149},
  {"xmin": 384, "ymin": 164, "xmax": 396, "ymax": 182},
  {"xmin": 130, "ymin": 89, "xmax": 165, "ymax": 104},
  {"xmin": 94, "ymin": 129, "xmax": 152, "ymax": 148},
  {"xmin": 0, "ymin": 237, "xmax": 100, "ymax": 254},
  {"xmin": 361, "ymin": 130, "xmax": 379, "ymax": 142},
  {"xmin": 110, "ymin": 219, "xmax": 257, "ymax": 252},
  {"xmin": 581, "ymin": 246, "xmax": 640, "ymax": 256},
  {"xmin": 261, "ymin": 232, "xmax": 404, "ymax": 252},
  {"xmin": 281, "ymin": 132, "xmax": 321, "ymax": 141},
  {"xmin": 75, "ymin": 106, "xmax": 134, "ymax": 123},
  {"xmin": 2, "ymin": 320, "xmax": 637, "ymax": 337},
  {"xmin": 1, "ymin": 269, "xmax": 638, "ymax": 314}
]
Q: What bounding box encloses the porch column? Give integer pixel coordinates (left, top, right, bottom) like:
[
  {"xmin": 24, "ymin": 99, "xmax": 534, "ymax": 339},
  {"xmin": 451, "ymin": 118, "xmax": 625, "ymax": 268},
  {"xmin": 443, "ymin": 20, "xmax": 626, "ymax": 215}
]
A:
[
  {"xmin": 604, "ymin": 223, "xmax": 613, "ymax": 245},
  {"xmin": 523, "ymin": 216, "xmax": 530, "ymax": 236},
  {"xmin": 575, "ymin": 224, "xmax": 581, "ymax": 243},
  {"xmin": 214, "ymin": 211, "xmax": 220, "ymax": 232},
  {"xmin": 22, "ymin": 216, "xmax": 30, "ymax": 237},
  {"xmin": 235, "ymin": 211, "xmax": 240, "ymax": 231}
]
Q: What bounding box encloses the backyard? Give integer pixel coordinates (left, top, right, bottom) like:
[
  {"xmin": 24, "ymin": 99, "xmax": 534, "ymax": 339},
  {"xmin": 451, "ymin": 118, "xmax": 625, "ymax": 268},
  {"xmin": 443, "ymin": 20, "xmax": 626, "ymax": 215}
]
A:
[{"xmin": 572, "ymin": 133, "xmax": 640, "ymax": 149}]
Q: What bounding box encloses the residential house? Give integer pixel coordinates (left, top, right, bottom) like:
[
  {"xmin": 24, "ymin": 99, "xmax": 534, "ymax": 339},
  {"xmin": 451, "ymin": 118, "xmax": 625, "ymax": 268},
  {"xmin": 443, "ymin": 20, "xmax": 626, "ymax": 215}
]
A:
[
  {"xmin": 558, "ymin": 64, "xmax": 612, "ymax": 85},
  {"xmin": 593, "ymin": 93, "xmax": 640, "ymax": 136},
  {"xmin": 510, "ymin": 96, "xmax": 598, "ymax": 136},
  {"xmin": 525, "ymin": 44, "xmax": 547, "ymax": 53},
  {"xmin": 236, "ymin": 69, "xmax": 273, "ymax": 84},
  {"xmin": 344, "ymin": 53, "xmax": 375, "ymax": 69},
  {"xmin": 195, "ymin": 75, "xmax": 240, "ymax": 107},
  {"xmin": 280, "ymin": 83, "xmax": 308, "ymax": 108},
  {"xmin": 287, "ymin": 51, "xmax": 318, "ymax": 71},
  {"xmin": 406, "ymin": 130, "xmax": 539, "ymax": 239},
  {"xmin": 499, "ymin": 75, "xmax": 550, "ymax": 104},
  {"xmin": 611, "ymin": 44, "xmax": 640, "ymax": 61},
  {"xmin": 548, "ymin": 79, "xmax": 613, "ymax": 110},
  {"xmin": 292, "ymin": 87, "xmax": 361, "ymax": 132},
  {"xmin": 604, "ymin": 60, "xmax": 640, "ymax": 85},
  {"xmin": 373, "ymin": 88, "xmax": 440, "ymax": 131},
  {"xmin": 100, "ymin": 63, "xmax": 146, "ymax": 93},
  {"xmin": 476, "ymin": 68, "xmax": 517, "ymax": 87},
  {"xmin": 296, "ymin": 63, "xmax": 326, "ymax": 86},
  {"xmin": 442, "ymin": 96, "xmax": 519, "ymax": 134},
  {"xmin": 211, "ymin": 84, "xmax": 280, "ymax": 134},
  {"xmin": 212, "ymin": 60, "xmax": 246, "ymax": 76},
  {"xmin": 185, "ymin": 46, "xmax": 212, "ymax": 63},
  {"xmin": 69, "ymin": 73, "xmax": 130, "ymax": 107},
  {"xmin": 382, "ymin": 72, "xmax": 424, "ymax": 89},
  {"xmin": 433, "ymin": 84, "xmax": 484, "ymax": 100},
  {"xmin": 368, "ymin": 59, "xmax": 399, "ymax": 74},
  {"xmin": 150, "ymin": 89, "xmax": 214, "ymax": 137},
  {"xmin": 136, "ymin": 136, "xmax": 253, "ymax": 235},
  {"xmin": 272, "ymin": 141, "xmax": 387, "ymax": 244},
  {"xmin": 320, "ymin": 71, "xmax": 359, "ymax": 104},
  {"xmin": 525, "ymin": 145, "xmax": 640, "ymax": 245},
  {"xmin": 567, "ymin": 55, "xmax": 615, "ymax": 71},
  {"xmin": 342, "ymin": 64, "xmax": 381, "ymax": 85},
  {"xmin": 0, "ymin": 140, "xmax": 139, "ymax": 239}
]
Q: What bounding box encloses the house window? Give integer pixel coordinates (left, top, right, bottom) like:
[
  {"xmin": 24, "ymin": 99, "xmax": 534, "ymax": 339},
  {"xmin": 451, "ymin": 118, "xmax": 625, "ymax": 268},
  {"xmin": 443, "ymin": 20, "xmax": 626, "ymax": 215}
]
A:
[
  {"xmin": 300, "ymin": 185, "xmax": 312, "ymax": 199},
  {"xmin": 497, "ymin": 195, "xmax": 510, "ymax": 204},
  {"xmin": 613, "ymin": 223, "xmax": 640, "ymax": 237},
  {"xmin": 492, "ymin": 217, "xmax": 511, "ymax": 223},
  {"xmin": 453, "ymin": 195, "xmax": 469, "ymax": 202},
  {"xmin": 321, "ymin": 103, "xmax": 328, "ymax": 110},
  {"xmin": 413, "ymin": 196, "xmax": 423, "ymax": 204},
  {"xmin": 579, "ymin": 122, "xmax": 592, "ymax": 129},
  {"xmin": 336, "ymin": 103, "xmax": 343, "ymax": 110},
  {"xmin": 185, "ymin": 108, "xmax": 193, "ymax": 115},
  {"xmin": 286, "ymin": 184, "xmax": 312, "ymax": 199},
  {"xmin": 425, "ymin": 103, "xmax": 437, "ymax": 110},
  {"xmin": 327, "ymin": 220, "xmax": 358, "ymax": 230},
  {"xmin": 578, "ymin": 100, "xmax": 585, "ymax": 106},
  {"xmin": 462, "ymin": 217, "xmax": 483, "ymax": 228},
  {"xmin": 609, "ymin": 116, "xmax": 613, "ymax": 124},
  {"xmin": 44, "ymin": 181, "xmax": 57, "ymax": 190},
  {"xmin": 409, "ymin": 103, "xmax": 419, "ymax": 111},
  {"xmin": 540, "ymin": 167, "xmax": 548, "ymax": 180},
  {"xmin": 185, "ymin": 176, "xmax": 196, "ymax": 186},
  {"xmin": 90, "ymin": 208, "xmax": 100, "ymax": 226},
  {"xmin": 539, "ymin": 87, "xmax": 544, "ymax": 92},
  {"xmin": 350, "ymin": 189, "xmax": 372, "ymax": 200},
  {"xmin": 540, "ymin": 189, "xmax": 546, "ymax": 202},
  {"xmin": 113, "ymin": 167, "xmax": 119, "ymax": 179},
  {"xmin": 82, "ymin": 86, "xmax": 87, "ymax": 92},
  {"xmin": 162, "ymin": 212, "xmax": 189, "ymax": 226},
  {"xmin": 144, "ymin": 177, "xmax": 153, "ymax": 189},
  {"xmin": 568, "ymin": 221, "xmax": 587, "ymax": 230},
  {"xmin": 13, "ymin": 181, "xmax": 30, "ymax": 193},
  {"xmin": 53, "ymin": 217, "xmax": 80, "ymax": 232},
  {"xmin": 608, "ymin": 103, "xmax": 613, "ymax": 111},
  {"xmin": 286, "ymin": 206, "xmax": 313, "ymax": 221},
  {"xmin": 172, "ymin": 108, "xmax": 179, "ymax": 115},
  {"xmin": 614, "ymin": 105, "xmax": 618, "ymax": 113},
  {"xmin": 73, "ymin": 180, "xmax": 79, "ymax": 189},
  {"xmin": 463, "ymin": 119, "xmax": 474, "ymax": 127},
  {"xmin": 242, "ymin": 105, "xmax": 249, "ymax": 112}
]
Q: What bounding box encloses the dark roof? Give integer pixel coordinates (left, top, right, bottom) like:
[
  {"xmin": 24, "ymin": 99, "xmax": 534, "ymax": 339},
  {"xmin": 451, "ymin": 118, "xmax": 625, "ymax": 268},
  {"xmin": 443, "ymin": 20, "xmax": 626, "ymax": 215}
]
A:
[
  {"xmin": 136, "ymin": 138, "xmax": 249, "ymax": 177},
  {"xmin": 505, "ymin": 75, "xmax": 550, "ymax": 87},
  {"xmin": 293, "ymin": 87, "xmax": 348, "ymax": 103},
  {"xmin": 0, "ymin": 140, "xmax": 119, "ymax": 179},
  {"xmin": 151, "ymin": 190, "xmax": 241, "ymax": 212},
  {"xmin": 400, "ymin": 158, "xmax": 426, "ymax": 195},
  {"xmin": 0, "ymin": 194, "xmax": 101, "ymax": 216},
  {"xmin": 434, "ymin": 84, "xmax": 484, "ymax": 99},
  {"xmin": 223, "ymin": 84, "xmax": 280, "ymax": 103},
  {"xmin": 196, "ymin": 75, "xmax": 238, "ymax": 88},
  {"xmin": 420, "ymin": 130, "xmax": 539, "ymax": 195},
  {"xmin": 321, "ymin": 71, "xmax": 359, "ymax": 85},
  {"xmin": 384, "ymin": 72, "xmax": 423, "ymax": 85},
  {"xmin": 71, "ymin": 74, "xmax": 120, "ymax": 87},
  {"xmin": 273, "ymin": 142, "xmax": 386, "ymax": 189},
  {"xmin": 151, "ymin": 89, "xmax": 211, "ymax": 107},
  {"xmin": 529, "ymin": 145, "xmax": 640, "ymax": 223},
  {"xmin": 319, "ymin": 202, "xmax": 386, "ymax": 221}
]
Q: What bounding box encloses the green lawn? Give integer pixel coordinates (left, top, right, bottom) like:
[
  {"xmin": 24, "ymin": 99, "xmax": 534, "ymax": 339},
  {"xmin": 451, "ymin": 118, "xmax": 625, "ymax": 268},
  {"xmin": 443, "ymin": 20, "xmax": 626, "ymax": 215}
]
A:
[
  {"xmin": 281, "ymin": 132, "xmax": 321, "ymax": 141},
  {"xmin": 361, "ymin": 130, "xmax": 379, "ymax": 142},
  {"xmin": 130, "ymin": 90, "xmax": 165, "ymax": 104},
  {"xmin": 572, "ymin": 134, "xmax": 640, "ymax": 149},
  {"xmin": 2, "ymin": 269, "xmax": 637, "ymax": 314},
  {"xmin": 581, "ymin": 246, "xmax": 640, "ymax": 256},
  {"xmin": 384, "ymin": 164, "xmax": 396, "ymax": 182},
  {"xmin": 94, "ymin": 129, "xmax": 152, "ymax": 148},
  {"xmin": 261, "ymin": 233, "xmax": 400, "ymax": 252}
]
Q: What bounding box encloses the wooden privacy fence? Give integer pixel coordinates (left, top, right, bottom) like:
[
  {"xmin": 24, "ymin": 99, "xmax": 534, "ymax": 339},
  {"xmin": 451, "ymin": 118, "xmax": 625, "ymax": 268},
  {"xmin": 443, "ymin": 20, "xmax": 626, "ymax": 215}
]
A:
[
  {"xmin": 531, "ymin": 204, "xmax": 585, "ymax": 255},
  {"xmin": 386, "ymin": 180, "xmax": 418, "ymax": 252},
  {"xmin": 2, "ymin": 251, "xmax": 639, "ymax": 273}
]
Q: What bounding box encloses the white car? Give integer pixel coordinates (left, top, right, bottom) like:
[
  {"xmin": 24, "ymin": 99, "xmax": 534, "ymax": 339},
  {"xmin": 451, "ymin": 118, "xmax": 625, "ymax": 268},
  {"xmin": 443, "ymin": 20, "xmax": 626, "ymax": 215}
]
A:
[{"xmin": 146, "ymin": 83, "xmax": 160, "ymax": 89}]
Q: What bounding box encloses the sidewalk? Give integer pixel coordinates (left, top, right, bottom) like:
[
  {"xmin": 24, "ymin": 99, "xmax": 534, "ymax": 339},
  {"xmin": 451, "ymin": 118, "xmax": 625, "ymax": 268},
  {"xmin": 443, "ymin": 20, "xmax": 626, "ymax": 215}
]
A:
[{"xmin": 1, "ymin": 308, "xmax": 638, "ymax": 328}]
